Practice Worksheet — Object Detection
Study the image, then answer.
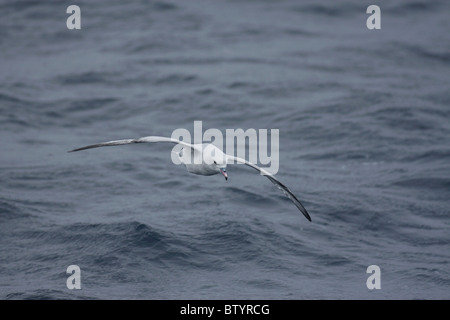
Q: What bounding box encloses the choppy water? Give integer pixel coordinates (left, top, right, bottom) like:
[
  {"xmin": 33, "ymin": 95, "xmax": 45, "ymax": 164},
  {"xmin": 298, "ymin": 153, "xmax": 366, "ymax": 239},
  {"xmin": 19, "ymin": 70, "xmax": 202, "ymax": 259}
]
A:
[{"xmin": 1, "ymin": 0, "xmax": 449, "ymax": 299}]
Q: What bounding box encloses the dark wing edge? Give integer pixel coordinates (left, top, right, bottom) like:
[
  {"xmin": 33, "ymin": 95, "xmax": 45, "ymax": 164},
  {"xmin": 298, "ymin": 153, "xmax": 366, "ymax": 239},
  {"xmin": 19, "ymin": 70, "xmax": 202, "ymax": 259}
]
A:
[
  {"xmin": 265, "ymin": 175, "xmax": 312, "ymax": 222},
  {"xmin": 68, "ymin": 139, "xmax": 137, "ymax": 152},
  {"xmin": 228, "ymin": 155, "xmax": 312, "ymax": 222},
  {"xmin": 68, "ymin": 136, "xmax": 199, "ymax": 153}
]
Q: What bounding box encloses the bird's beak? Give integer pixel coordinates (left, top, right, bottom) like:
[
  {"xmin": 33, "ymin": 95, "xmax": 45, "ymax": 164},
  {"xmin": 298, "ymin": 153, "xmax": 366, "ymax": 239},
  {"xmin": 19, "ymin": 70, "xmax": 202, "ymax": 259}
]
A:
[{"xmin": 220, "ymin": 168, "xmax": 228, "ymax": 180}]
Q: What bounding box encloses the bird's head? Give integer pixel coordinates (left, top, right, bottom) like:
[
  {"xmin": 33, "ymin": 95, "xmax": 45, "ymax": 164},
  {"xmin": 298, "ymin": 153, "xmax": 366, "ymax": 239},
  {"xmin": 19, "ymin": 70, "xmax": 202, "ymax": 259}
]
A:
[
  {"xmin": 213, "ymin": 159, "xmax": 228, "ymax": 180},
  {"xmin": 204, "ymin": 144, "xmax": 228, "ymax": 180}
]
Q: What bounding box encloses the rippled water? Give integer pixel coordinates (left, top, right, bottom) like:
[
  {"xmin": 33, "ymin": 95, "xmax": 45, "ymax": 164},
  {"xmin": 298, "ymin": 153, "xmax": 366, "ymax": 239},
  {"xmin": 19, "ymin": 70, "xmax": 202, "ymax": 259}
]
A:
[{"xmin": 1, "ymin": 0, "xmax": 449, "ymax": 299}]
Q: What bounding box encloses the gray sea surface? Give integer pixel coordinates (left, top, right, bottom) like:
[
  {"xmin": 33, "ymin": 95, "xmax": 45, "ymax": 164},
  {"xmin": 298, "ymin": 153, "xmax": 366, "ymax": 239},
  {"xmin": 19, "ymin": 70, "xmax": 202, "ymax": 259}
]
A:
[{"xmin": 0, "ymin": 0, "xmax": 449, "ymax": 299}]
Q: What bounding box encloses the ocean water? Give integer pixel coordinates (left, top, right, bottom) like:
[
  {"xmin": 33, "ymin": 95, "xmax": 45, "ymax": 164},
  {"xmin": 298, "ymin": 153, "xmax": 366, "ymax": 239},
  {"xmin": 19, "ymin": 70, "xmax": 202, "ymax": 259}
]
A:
[{"xmin": 1, "ymin": 0, "xmax": 449, "ymax": 299}]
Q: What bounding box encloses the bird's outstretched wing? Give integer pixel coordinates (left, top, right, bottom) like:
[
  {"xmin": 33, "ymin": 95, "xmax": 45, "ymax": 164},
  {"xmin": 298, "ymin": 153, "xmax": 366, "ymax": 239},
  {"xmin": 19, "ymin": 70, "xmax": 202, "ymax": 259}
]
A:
[
  {"xmin": 227, "ymin": 155, "xmax": 311, "ymax": 222},
  {"xmin": 68, "ymin": 136, "xmax": 200, "ymax": 153}
]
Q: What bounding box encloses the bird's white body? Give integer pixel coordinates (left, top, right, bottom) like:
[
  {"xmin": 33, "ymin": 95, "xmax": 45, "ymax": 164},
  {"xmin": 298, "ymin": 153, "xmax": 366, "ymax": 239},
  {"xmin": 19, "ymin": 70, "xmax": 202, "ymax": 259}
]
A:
[
  {"xmin": 183, "ymin": 156, "xmax": 217, "ymax": 176},
  {"xmin": 178, "ymin": 143, "xmax": 227, "ymax": 176}
]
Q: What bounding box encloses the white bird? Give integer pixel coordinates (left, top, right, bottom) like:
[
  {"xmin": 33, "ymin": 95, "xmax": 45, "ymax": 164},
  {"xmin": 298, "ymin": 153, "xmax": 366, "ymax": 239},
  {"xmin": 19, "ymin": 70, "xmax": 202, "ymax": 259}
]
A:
[{"xmin": 69, "ymin": 136, "xmax": 311, "ymax": 221}]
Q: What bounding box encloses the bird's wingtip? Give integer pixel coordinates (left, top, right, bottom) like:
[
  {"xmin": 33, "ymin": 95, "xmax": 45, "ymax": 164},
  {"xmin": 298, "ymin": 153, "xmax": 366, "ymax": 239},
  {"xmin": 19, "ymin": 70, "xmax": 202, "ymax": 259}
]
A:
[{"xmin": 304, "ymin": 210, "xmax": 312, "ymax": 222}]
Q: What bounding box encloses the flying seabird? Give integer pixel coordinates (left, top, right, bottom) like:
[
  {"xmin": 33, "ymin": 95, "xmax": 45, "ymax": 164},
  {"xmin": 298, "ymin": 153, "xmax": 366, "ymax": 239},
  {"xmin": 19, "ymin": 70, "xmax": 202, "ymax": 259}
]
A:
[{"xmin": 69, "ymin": 136, "xmax": 311, "ymax": 221}]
